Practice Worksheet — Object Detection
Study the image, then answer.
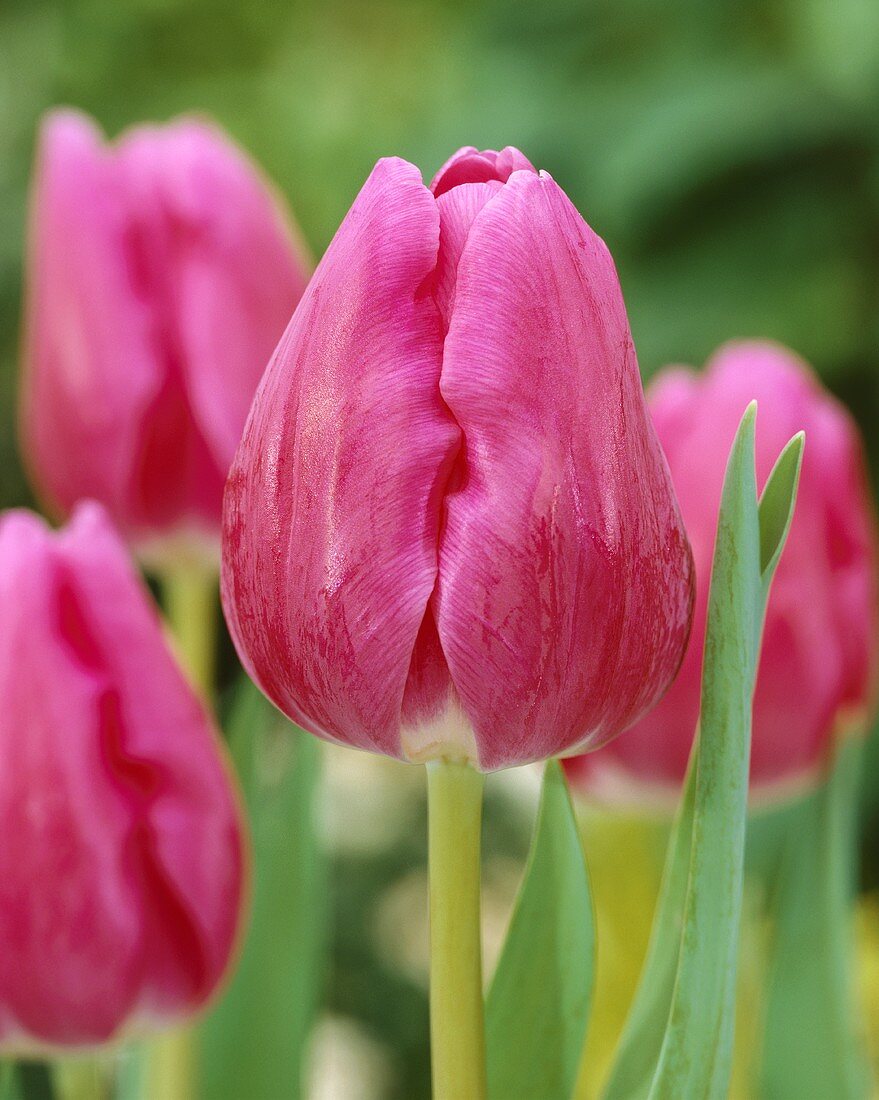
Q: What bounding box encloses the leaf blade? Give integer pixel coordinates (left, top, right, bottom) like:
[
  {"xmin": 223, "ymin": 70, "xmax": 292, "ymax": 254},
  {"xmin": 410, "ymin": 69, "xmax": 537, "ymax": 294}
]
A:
[
  {"xmin": 605, "ymin": 404, "xmax": 803, "ymax": 1100},
  {"xmin": 758, "ymin": 430, "xmax": 805, "ymax": 589},
  {"xmin": 486, "ymin": 760, "xmax": 594, "ymax": 1100},
  {"xmin": 601, "ymin": 759, "xmax": 696, "ymax": 1100},
  {"xmin": 647, "ymin": 405, "xmax": 802, "ymax": 1100},
  {"xmin": 198, "ymin": 679, "xmax": 326, "ymax": 1100},
  {"xmin": 757, "ymin": 738, "xmax": 871, "ymax": 1099}
]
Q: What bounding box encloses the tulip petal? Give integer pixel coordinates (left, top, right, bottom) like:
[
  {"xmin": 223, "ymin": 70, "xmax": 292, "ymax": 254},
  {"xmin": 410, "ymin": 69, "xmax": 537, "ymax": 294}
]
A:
[
  {"xmin": 433, "ymin": 181, "xmax": 505, "ymax": 330},
  {"xmin": 0, "ymin": 506, "xmax": 242, "ymax": 1047},
  {"xmin": 21, "ymin": 112, "xmax": 162, "ymax": 528},
  {"xmin": 433, "ymin": 171, "xmax": 693, "ymax": 770},
  {"xmin": 23, "ymin": 112, "xmax": 306, "ymax": 550},
  {"xmin": 117, "ymin": 121, "xmax": 309, "ymax": 474},
  {"xmin": 431, "ymin": 146, "xmax": 536, "ymax": 197},
  {"xmin": 59, "ymin": 505, "xmax": 243, "ymax": 1012},
  {"xmin": 0, "ymin": 511, "xmax": 140, "ymax": 1044},
  {"xmin": 223, "ymin": 158, "xmax": 459, "ymax": 757},
  {"xmin": 576, "ymin": 341, "xmax": 878, "ymax": 796}
]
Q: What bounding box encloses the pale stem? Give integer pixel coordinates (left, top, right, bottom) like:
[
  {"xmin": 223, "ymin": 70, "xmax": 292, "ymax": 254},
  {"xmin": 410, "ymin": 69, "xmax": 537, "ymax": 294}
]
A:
[
  {"xmin": 426, "ymin": 759, "xmax": 487, "ymax": 1100},
  {"xmin": 53, "ymin": 1057, "xmax": 110, "ymax": 1100},
  {"xmin": 142, "ymin": 562, "xmax": 219, "ymax": 1100},
  {"xmin": 161, "ymin": 564, "xmax": 218, "ymax": 695}
]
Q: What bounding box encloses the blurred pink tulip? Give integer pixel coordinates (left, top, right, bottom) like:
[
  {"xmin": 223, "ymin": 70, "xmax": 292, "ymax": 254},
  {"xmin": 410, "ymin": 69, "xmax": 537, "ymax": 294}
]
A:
[
  {"xmin": 222, "ymin": 146, "xmax": 694, "ymax": 771},
  {"xmin": 567, "ymin": 342, "xmax": 879, "ymax": 803},
  {"xmin": 21, "ymin": 109, "xmax": 309, "ymax": 566},
  {"xmin": 0, "ymin": 504, "xmax": 244, "ymax": 1051}
]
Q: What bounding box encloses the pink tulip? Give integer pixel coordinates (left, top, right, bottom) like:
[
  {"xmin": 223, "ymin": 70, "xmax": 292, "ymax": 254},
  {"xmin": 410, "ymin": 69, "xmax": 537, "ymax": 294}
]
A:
[
  {"xmin": 567, "ymin": 342, "xmax": 879, "ymax": 802},
  {"xmin": 0, "ymin": 504, "xmax": 244, "ymax": 1050},
  {"xmin": 222, "ymin": 146, "xmax": 694, "ymax": 771},
  {"xmin": 21, "ymin": 109, "xmax": 309, "ymax": 565}
]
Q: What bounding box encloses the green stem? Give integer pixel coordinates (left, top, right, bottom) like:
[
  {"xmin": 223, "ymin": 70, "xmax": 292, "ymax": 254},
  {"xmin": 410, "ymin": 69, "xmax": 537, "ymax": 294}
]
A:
[
  {"xmin": 0, "ymin": 1063, "xmax": 17, "ymax": 1100},
  {"xmin": 53, "ymin": 1058, "xmax": 109, "ymax": 1100},
  {"xmin": 162, "ymin": 564, "xmax": 218, "ymax": 695},
  {"xmin": 142, "ymin": 1030, "xmax": 196, "ymax": 1100},
  {"xmin": 426, "ymin": 760, "xmax": 487, "ymax": 1100},
  {"xmin": 140, "ymin": 563, "xmax": 218, "ymax": 1100}
]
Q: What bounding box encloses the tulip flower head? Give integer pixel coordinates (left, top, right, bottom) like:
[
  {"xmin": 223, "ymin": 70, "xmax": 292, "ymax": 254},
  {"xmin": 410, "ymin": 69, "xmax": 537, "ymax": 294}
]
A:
[
  {"xmin": 0, "ymin": 504, "xmax": 244, "ymax": 1051},
  {"xmin": 567, "ymin": 342, "xmax": 879, "ymax": 803},
  {"xmin": 222, "ymin": 146, "xmax": 694, "ymax": 771},
  {"xmin": 22, "ymin": 109, "xmax": 309, "ymax": 566}
]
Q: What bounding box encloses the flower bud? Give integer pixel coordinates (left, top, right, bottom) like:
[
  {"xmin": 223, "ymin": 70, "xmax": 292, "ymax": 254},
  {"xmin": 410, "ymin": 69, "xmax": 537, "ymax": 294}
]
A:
[
  {"xmin": 222, "ymin": 147, "xmax": 694, "ymax": 771},
  {"xmin": 567, "ymin": 342, "xmax": 879, "ymax": 803},
  {"xmin": 0, "ymin": 504, "xmax": 244, "ymax": 1050},
  {"xmin": 21, "ymin": 109, "xmax": 309, "ymax": 566}
]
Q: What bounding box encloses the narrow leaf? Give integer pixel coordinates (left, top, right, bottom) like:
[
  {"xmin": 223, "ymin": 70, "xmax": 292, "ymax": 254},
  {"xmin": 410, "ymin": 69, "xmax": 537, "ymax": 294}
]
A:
[
  {"xmin": 487, "ymin": 760, "xmax": 594, "ymax": 1100},
  {"xmin": 601, "ymin": 759, "xmax": 696, "ymax": 1100},
  {"xmin": 604, "ymin": 404, "xmax": 803, "ymax": 1100},
  {"xmin": 645, "ymin": 403, "xmax": 761, "ymax": 1098},
  {"xmin": 758, "ymin": 430, "xmax": 804, "ymax": 589},
  {"xmin": 758, "ymin": 737, "xmax": 871, "ymax": 1099},
  {"xmin": 198, "ymin": 678, "xmax": 326, "ymax": 1100},
  {"xmin": 0, "ymin": 1065, "xmax": 21, "ymax": 1100},
  {"xmin": 16, "ymin": 1064, "xmax": 53, "ymax": 1100},
  {"xmin": 644, "ymin": 404, "xmax": 802, "ymax": 1100}
]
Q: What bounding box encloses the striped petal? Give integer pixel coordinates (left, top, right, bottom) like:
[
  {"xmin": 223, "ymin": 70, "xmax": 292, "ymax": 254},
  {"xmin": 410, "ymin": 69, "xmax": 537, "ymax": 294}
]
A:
[
  {"xmin": 222, "ymin": 158, "xmax": 459, "ymax": 757},
  {"xmin": 432, "ymin": 171, "xmax": 693, "ymax": 769}
]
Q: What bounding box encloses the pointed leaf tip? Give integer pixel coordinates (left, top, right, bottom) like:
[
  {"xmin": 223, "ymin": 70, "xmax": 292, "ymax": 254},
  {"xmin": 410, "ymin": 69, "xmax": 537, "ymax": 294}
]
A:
[{"xmin": 758, "ymin": 430, "xmax": 805, "ymax": 579}]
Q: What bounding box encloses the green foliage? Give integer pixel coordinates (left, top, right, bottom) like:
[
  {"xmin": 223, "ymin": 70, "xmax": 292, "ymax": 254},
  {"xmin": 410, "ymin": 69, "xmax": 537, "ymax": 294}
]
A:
[
  {"xmin": 14, "ymin": 1065, "xmax": 53, "ymax": 1100},
  {"xmin": 2, "ymin": 0, "xmax": 879, "ymax": 508},
  {"xmin": 757, "ymin": 739, "xmax": 871, "ymax": 1099},
  {"xmin": 605, "ymin": 407, "xmax": 803, "ymax": 1100},
  {"xmin": 486, "ymin": 760, "xmax": 594, "ymax": 1100},
  {"xmin": 602, "ymin": 761, "xmax": 696, "ymax": 1100},
  {"xmin": 0, "ymin": 2, "xmax": 875, "ymax": 1090},
  {"xmin": 0, "ymin": 1065, "xmax": 21, "ymax": 1100},
  {"xmin": 198, "ymin": 680, "xmax": 326, "ymax": 1100}
]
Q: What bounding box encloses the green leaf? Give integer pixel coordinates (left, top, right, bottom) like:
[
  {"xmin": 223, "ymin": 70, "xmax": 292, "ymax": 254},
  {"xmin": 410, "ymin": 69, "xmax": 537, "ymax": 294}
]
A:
[
  {"xmin": 198, "ymin": 678, "xmax": 326, "ymax": 1100},
  {"xmin": 757, "ymin": 737, "xmax": 871, "ymax": 1099},
  {"xmin": 16, "ymin": 1065, "xmax": 53, "ymax": 1100},
  {"xmin": 486, "ymin": 760, "xmax": 594, "ymax": 1100},
  {"xmin": 649, "ymin": 404, "xmax": 802, "ymax": 1100},
  {"xmin": 0, "ymin": 1065, "xmax": 21, "ymax": 1100},
  {"xmin": 605, "ymin": 403, "xmax": 803, "ymax": 1100},
  {"xmin": 757, "ymin": 431, "xmax": 805, "ymax": 590},
  {"xmin": 601, "ymin": 760, "xmax": 696, "ymax": 1100}
]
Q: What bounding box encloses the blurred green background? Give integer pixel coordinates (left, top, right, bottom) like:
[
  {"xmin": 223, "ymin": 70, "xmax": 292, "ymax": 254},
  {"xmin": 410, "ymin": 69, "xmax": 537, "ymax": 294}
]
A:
[
  {"xmin": 3, "ymin": 0, "xmax": 879, "ymax": 508},
  {"xmin": 2, "ymin": 0, "xmax": 879, "ymax": 1096}
]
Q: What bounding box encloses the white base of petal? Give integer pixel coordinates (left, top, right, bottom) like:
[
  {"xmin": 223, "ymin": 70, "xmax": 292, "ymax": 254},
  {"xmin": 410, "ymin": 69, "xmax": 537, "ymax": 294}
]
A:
[{"xmin": 400, "ymin": 698, "xmax": 479, "ymax": 767}]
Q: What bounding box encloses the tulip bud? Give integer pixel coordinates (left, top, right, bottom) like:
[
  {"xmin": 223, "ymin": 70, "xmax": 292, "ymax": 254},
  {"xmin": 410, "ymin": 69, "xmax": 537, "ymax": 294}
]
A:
[
  {"xmin": 21, "ymin": 109, "xmax": 309, "ymax": 567},
  {"xmin": 567, "ymin": 342, "xmax": 879, "ymax": 803},
  {"xmin": 222, "ymin": 146, "xmax": 694, "ymax": 771},
  {"xmin": 0, "ymin": 504, "xmax": 244, "ymax": 1051}
]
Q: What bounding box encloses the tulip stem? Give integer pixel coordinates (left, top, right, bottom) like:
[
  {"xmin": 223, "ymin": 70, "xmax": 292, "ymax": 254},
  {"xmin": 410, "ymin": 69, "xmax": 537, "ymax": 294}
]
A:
[
  {"xmin": 162, "ymin": 564, "xmax": 218, "ymax": 696},
  {"xmin": 426, "ymin": 759, "xmax": 487, "ymax": 1100},
  {"xmin": 143, "ymin": 1028, "xmax": 196, "ymax": 1100},
  {"xmin": 143, "ymin": 564, "xmax": 217, "ymax": 1100},
  {"xmin": 53, "ymin": 1057, "xmax": 110, "ymax": 1100}
]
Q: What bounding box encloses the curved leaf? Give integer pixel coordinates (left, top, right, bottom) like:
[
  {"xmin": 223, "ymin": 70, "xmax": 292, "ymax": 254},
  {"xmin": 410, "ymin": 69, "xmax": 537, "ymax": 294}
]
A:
[
  {"xmin": 605, "ymin": 404, "xmax": 804, "ymax": 1100},
  {"xmin": 758, "ymin": 431, "xmax": 805, "ymax": 592},
  {"xmin": 198, "ymin": 679, "xmax": 326, "ymax": 1100},
  {"xmin": 650, "ymin": 406, "xmax": 802, "ymax": 1099},
  {"xmin": 757, "ymin": 737, "xmax": 871, "ymax": 1099},
  {"xmin": 487, "ymin": 760, "xmax": 594, "ymax": 1100},
  {"xmin": 601, "ymin": 761, "xmax": 696, "ymax": 1100}
]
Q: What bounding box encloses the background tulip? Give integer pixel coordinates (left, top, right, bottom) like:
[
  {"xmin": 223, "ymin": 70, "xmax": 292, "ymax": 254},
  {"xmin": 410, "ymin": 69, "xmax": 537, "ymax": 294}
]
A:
[
  {"xmin": 0, "ymin": 503, "xmax": 244, "ymax": 1051},
  {"xmin": 222, "ymin": 145, "xmax": 694, "ymax": 771},
  {"xmin": 21, "ymin": 109, "xmax": 309, "ymax": 565},
  {"xmin": 567, "ymin": 341, "xmax": 879, "ymax": 801}
]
